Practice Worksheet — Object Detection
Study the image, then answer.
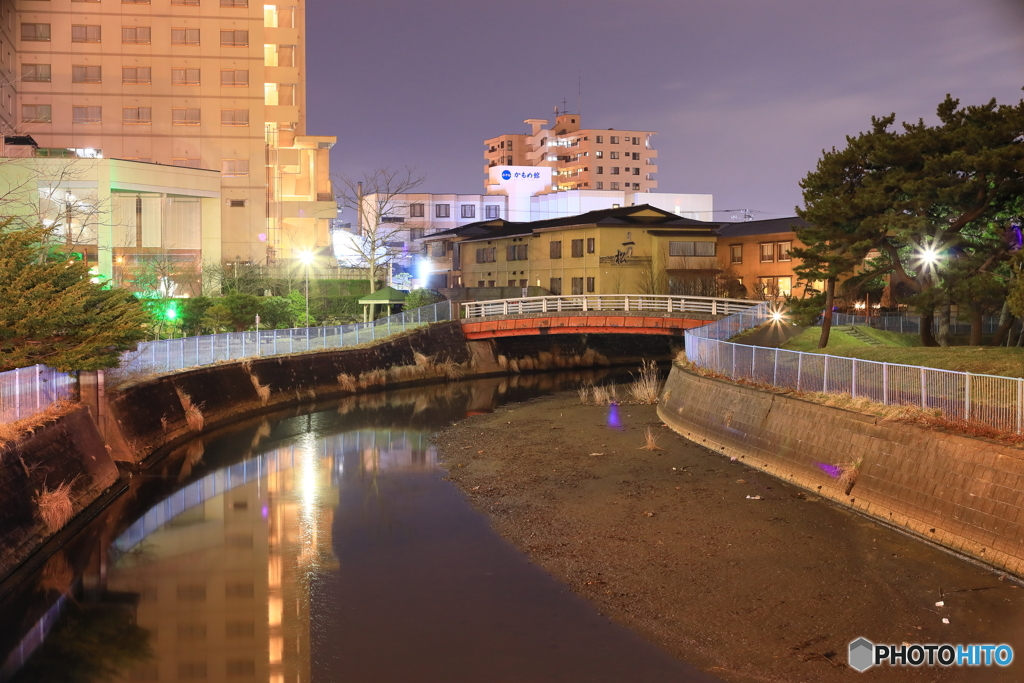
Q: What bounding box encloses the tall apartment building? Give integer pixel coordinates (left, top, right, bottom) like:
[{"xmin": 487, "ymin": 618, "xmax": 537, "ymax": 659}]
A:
[
  {"xmin": 2, "ymin": 0, "xmax": 335, "ymax": 282},
  {"xmin": 484, "ymin": 113, "xmax": 658, "ymax": 194}
]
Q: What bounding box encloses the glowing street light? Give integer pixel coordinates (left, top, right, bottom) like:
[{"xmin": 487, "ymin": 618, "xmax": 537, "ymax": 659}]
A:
[{"xmin": 297, "ymin": 250, "xmax": 315, "ymax": 327}]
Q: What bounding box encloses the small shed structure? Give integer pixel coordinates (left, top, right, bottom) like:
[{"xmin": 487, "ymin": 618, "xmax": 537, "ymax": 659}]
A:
[{"xmin": 358, "ymin": 286, "xmax": 407, "ymax": 321}]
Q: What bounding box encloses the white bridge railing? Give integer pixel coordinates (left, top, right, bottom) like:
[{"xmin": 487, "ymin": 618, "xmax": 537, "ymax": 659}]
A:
[{"xmin": 461, "ymin": 294, "xmax": 758, "ymax": 319}]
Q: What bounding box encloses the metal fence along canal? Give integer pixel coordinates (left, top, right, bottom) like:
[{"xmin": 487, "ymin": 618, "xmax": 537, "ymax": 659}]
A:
[{"xmin": 0, "ymin": 365, "xmax": 77, "ymax": 423}]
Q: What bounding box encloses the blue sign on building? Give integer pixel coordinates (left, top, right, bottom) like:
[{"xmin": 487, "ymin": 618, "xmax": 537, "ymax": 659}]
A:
[{"xmin": 501, "ymin": 170, "xmax": 512, "ymax": 180}]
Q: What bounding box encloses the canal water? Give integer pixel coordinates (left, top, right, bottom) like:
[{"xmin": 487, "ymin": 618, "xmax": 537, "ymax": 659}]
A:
[{"xmin": 0, "ymin": 373, "xmax": 718, "ymax": 683}]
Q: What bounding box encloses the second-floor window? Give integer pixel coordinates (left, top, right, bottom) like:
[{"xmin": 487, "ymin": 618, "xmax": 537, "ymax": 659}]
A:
[
  {"xmin": 435, "ymin": 204, "xmax": 450, "ymax": 218},
  {"xmin": 730, "ymin": 244, "xmax": 742, "ymax": 264},
  {"xmin": 123, "ymin": 67, "xmax": 151, "ymax": 84},
  {"xmin": 72, "ymin": 65, "xmax": 102, "ymax": 83},
  {"xmin": 571, "ymin": 239, "xmax": 584, "ymax": 258},
  {"xmin": 408, "ymin": 203, "xmax": 425, "ymax": 217},
  {"xmin": 475, "ymin": 247, "xmax": 496, "ymax": 263},
  {"xmin": 760, "ymin": 243, "xmax": 775, "ymax": 262},
  {"xmin": 485, "ymin": 205, "xmax": 500, "ymax": 219},
  {"xmin": 21, "ymin": 104, "xmax": 51, "ymax": 122},
  {"xmin": 461, "ymin": 205, "xmax": 475, "ymax": 219},
  {"xmin": 506, "ymin": 244, "xmax": 528, "ymax": 261},
  {"xmin": 171, "ymin": 28, "xmax": 200, "ymax": 45},
  {"xmin": 432, "ymin": 241, "xmax": 446, "ymax": 257},
  {"xmin": 670, "ymin": 241, "xmax": 716, "ymax": 257},
  {"xmin": 550, "ymin": 240, "xmax": 562, "ymax": 259},
  {"xmin": 587, "ymin": 237, "xmax": 595, "ymax": 253},
  {"xmin": 777, "ymin": 241, "xmax": 792, "ymax": 262},
  {"xmin": 122, "ymin": 26, "xmax": 151, "ymax": 44},
  {"xmin": 71, "ymin": 25, "xmax": 102, "ymax": 42},
  {"xmin": 72, "ymin": 106, "xmax": 102, "ymax": 123},
  {"xmin": 21, "ymin": 24, "xmax": 51, "ymax": 42},
  {"xmin": 22, "ymin": 64, "xmax": 50, "ymax": 81}
]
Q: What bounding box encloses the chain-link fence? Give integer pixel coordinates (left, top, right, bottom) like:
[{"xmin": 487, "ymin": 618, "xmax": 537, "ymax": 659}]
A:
[
  {"xmin": 831, "ymin": 312, "xmax": 1011, "ymax": 336},
  {"xmin": 685, "ymin": 303, "xmax": 1024, "ymax": 433},
  {"xmin": 108, "ymin": 300, "xmax": 454, "ymax": 382},
  {"xmin": 0, "ymin": 365, "xmax": 77, "ymax": 423}
]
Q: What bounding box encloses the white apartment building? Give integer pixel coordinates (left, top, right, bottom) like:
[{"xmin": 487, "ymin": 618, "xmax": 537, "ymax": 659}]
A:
[{"xmin": 484, "ymin": 113, "xmax": 658, "ymax": 194}]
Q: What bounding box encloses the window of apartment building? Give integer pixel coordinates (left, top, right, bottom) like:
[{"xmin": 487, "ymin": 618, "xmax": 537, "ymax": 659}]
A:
[
  {"xmin": 475, "ymin": 247, "xmax": 496, "ymax": 264},
  {"xmin": 586, "ymin": 276, "xmax": 595, "ymax": 293},
  {"xmin": 730, "ymin": 244, "xmax": 742, "ymax": 264},
  {"xmin": 21, "ymin": 104, "xmax": 51, "ymax": 122},
  {"xmin": 435, "ymin": 204, "xmax": 450, "ymax": 218},
  {"xmin": 123, "ymin": 0, "xmax": 152, "ymax": 4},
  {"xmin": 172, "ymin": 0, "xmax": 200, "ymax": 5},
  {"xmin": 549, "ymin": 278, "xmax": 562, "ymax": 295},
  {"xmin": 408, "ymin": 203, "xmax": 425, "ymax": 218},
  {"xmin": 759, "ymin": 276, "xmax": 792, "ymax": 297},
  {"xmin": 631, "ymin": 137, "xmax": 640, "ymax": 145},
  {"xmin": 22, "ymin": 24, "xmax": 50, "ymax": 41},
  {"xmin": 122, "ymin": 106, "xmax": 152, "ymax": 124},
  {"xmin": 595, "ymin": 150, "xmax": 603, "ymax": 158},
  {"xmin": 485, "ymin": 205, "xmax": 500, "ymax": 219},
  {"xmin": 610, "ymin": 182, "xmax": 619, "ymax": 190},
  {"xmin": 220, "ymin": 109, "xmax": 249, "ymax": 126},
  {"xmin": 596, "ymin": 166, "xmax": 603, "ymax": 174},
  {"xmin": 122, "ymin": 26, "xmax": 151, "ymax": 43},
  {"xmin": 221, "ymin": 70, "xmax": 249, "ymax": 86},
  {"xmin": 72, "ymin": 25, "xmax": 102, "ymax": 42},
  {"xmin": 610, "ymin": 136, "xmax": 620, "ymax": 144},
  {"xmin": 610, "ymin": 167, "xmax": 619, "ymax": 175},
  {"xmin": 72, "ymin": 106, "xmax": 101, "ymax": 123},
  {"xmin": 221, "ymin": 30, "xmax": 249, "ymax": 46},
  {"xmin": 171, "ymin": 108, "xmax": 200, "ymax": 125},
  {"xmin": 777, "ymin": 241, "xmax": 792, "ymax": 262},
  {"xmin": 409, "ymin": 228, "xmax": 425, "ymax": 240},
  {"xmin": 549, "ymin": 240, "xmax": 562, "ymax": 259},
  {"xmin": 461, "ymin": 205, "xmax": 475, "ymax": 219},
  {"xmin": 22, "ymin": 64, "xmax": 51, "ymax": 82},
  {"xmin": 632, "ymin": 152, "xmax": 640, "ymax": 160},
  {"xmin": 669, "ymin": 240, "xmax": 715, "ymax": 257},
  {"xmin": 632, "ymin": 168, "xmax": 640, "ymax": 176},
  {"xmin": 759, "ymin": 243, "xmax": 775, "ymax": 262},
  {"xmin": 221, "ymin": 0, "xmax": 248, "ymax": 6},
  {"xmin": 586, "ymin": 237, "xmax": 595, "ymax": 254},
  {"xmin": 122, "ymin": 67, "xmax": 151, "ymax": 84},
  {"xmin": 171, "ymin": 68, "xmax": 200, "ymax": 85},
  {"xmin": 609, "ymin": 151, "xmax": 619, "ymax": 159},
  {"xmin": 595, "ymin": 135, "xmax": 603, "ymax": 143},
  {"xmin": 172, "ymin": 28, "xmax": 200, "ymax": 45},
  {"xmin": 221, "ymin": 159, "xmax": 249, "ymax": 176},
  {"xmin": 506, "ymin": 244, "xmax": 527, "ymax": 261},
  {"xmin": 432, "ymin": 241, "xmax": 446, "ymax": 257},
  {"xmin": 595, "ymin": 182, "xmax": 603, "ymax": 190},
  {"xmin": 173, "ymin": 158, "xmax": 202, "ymax": 168},
  {"xmin": 571, "ymin": 238, "xmax": 584, "ymax": 258},
  {"xmin": 632, "ymin": 183, "xmax": 640, "ymax": 190},
  {"xmin": 571, "ymin": 277, "xmax": 584, "ymax": 295}
]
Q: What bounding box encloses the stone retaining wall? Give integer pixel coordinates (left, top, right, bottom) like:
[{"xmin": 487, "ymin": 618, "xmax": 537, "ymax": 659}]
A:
[
  {"xmin": 0, "ymin": 406, "xmax": 119, "ymax": 578},
  {"xmin": 658, "ymin": 365, "xmax": 1024, "ymax": 577}
]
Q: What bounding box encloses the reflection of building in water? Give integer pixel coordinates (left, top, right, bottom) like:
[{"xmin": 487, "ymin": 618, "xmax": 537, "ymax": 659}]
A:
[
  {"xmin": 334, "ymin": 430, "xmax": 437, "ymax": 477},
  {"xmin": 108, "ymin": 443, "xmax": 338, "ymax": 683}
]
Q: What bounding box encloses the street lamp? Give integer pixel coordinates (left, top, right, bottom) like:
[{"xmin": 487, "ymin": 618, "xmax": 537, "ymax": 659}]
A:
[{"xmin": 297, "ymin": 250, "xmax": 314, "ymax": 327}]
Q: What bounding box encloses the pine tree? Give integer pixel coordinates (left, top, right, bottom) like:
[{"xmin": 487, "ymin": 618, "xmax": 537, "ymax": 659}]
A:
[{"xmin": 0, "ymin": 223, "xmax": 148, "ymax": 372}]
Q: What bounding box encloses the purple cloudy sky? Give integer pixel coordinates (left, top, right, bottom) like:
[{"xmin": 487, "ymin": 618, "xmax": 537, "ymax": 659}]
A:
[{"xmin": 307, "ymin": 0, "xmax": 1024, "ymax": 221}]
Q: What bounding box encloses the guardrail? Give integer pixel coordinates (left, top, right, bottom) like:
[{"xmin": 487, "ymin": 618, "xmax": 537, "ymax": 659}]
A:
[
  {"xmin": 461, "ymin": 294, "xmax": 758, "ymax": 319},
  {"xmin": 0, "ymin": 365, "xmax": 77, "ymax": 423},
  {"xmin": 685, "ymin": 304, "xmax": 1024, "ymax": 433},
  {"xmin": 109, "ymin": 300, "xmax": 453, "ymax": 381}
]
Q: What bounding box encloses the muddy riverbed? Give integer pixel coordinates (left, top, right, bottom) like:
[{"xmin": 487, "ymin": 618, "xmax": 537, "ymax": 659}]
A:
[{"xmin": 435, "ymin": 392, "xmax": 1024, "ymax": 683}]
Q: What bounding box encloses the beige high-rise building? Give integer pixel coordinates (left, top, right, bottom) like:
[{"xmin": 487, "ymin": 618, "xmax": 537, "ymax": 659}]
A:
[
  {"xmin": 1, "ymin": 0, "xmax": 335, "ymax": 281},
  {"xmin": 484, "ymin": 113, "xmax": 658, "ymax": 194}
]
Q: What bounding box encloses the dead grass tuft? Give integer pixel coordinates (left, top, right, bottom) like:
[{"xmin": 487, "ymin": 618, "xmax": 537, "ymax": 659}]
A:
[
  {"xmin": 628, "ymin": 360, "xmax": 661, "ymax": 404},
  {"xmin": 174, "ymin": 386, "xmax": 205, "ymax": 432},
  {"xmin": 36, "ymin": 478, "xmax": 78, "ymax": 533},
  {"xmin": 578, "ymin": 383, "xmax": 591, "ymax": 404},
  {"xmin": 590, "ymin": 382, "xmax": 618, "ymax": 406},
  {"xmin": 638, "ymin": 426, "xmax": 665, "ymax": 451},
  {"xmin": 436, "ymin": 358, "xmax": 465, "ymax": 380},
  {"xmin": 413, "ymin": 351, "xmax": 432, "ymax": 367},
  {"xmin": 359, "ymin": 369, "xmax": 388, "ymax": 389},
  {"xmin": 0, "ymin": 399, "xmax": 77, "ymax": 447},
  {"xmin": 836, "ymin": 456, "xmax": 862, "ymax": 495},
  {"xmin": 244, "ymin": 367, "xmax": 271, "ymax": 406},
  {"xmin": 337, "ymin": 373, "xmax": 358, "ymax": 392},
  {"xmin": 497, "ymin": 355, "xmax": 509, "ymax": 370}
]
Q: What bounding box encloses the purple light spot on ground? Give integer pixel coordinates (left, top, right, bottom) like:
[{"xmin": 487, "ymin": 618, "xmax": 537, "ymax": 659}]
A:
[
  {"xmin": 817, "ymin": 463, "xmax": 841, "ymax": 478},
  {"xmin": 262, "ymin": 505, "xmax": 269, "ymax": 518},
  {"xmin": 607, "ymin": 404, "xmax": 622, "ymax": 429}
]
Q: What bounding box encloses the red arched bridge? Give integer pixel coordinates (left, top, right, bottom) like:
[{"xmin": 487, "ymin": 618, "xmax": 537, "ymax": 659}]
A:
[{"xmin": 459, "ymin": 295, "xmax": 757, "ymax": 340}]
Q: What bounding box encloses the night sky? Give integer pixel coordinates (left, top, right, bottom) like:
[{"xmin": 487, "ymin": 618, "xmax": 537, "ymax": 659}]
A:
[{"xmin": 307, "ymin": 0, "xmax": 1024, "ymax": 220}]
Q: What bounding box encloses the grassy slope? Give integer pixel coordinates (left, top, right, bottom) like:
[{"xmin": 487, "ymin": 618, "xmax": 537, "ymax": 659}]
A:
[{"xmin": 782, "ymin": 327, "xmax": 1024, "ymax": 378}]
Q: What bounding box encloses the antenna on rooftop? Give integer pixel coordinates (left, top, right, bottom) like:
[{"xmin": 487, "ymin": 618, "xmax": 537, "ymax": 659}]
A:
[{"xmin": 715, "ymin": 209, "xmax": 763, "ymax": 222}]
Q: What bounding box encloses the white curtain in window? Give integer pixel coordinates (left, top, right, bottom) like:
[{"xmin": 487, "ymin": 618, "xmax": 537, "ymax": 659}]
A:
[
  {"xmin": 141, "ymin": 196, "xmax": 162, "ymax": 247},
  {"xmin": 112, "ymin": 193, "xmax": 137, "ymax": 248},
  {"xmin": 163, "ymin": 197, "xmax": 201, "ymax": 249}
]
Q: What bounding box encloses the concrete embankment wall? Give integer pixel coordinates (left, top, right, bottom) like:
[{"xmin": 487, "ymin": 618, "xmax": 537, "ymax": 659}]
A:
[
  {"xmin": 0, "ymin": 406, "xmax": 119, "ymax": 578},
  {"xmin": 658, "ymin": 365, "xmax": 1024, "ymax": 577}
]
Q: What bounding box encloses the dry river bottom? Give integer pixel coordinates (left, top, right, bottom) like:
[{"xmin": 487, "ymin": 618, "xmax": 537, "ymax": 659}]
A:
[{"xmin": 434, "ymin": 392, "xmax": 1024, "ymax": 683}]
